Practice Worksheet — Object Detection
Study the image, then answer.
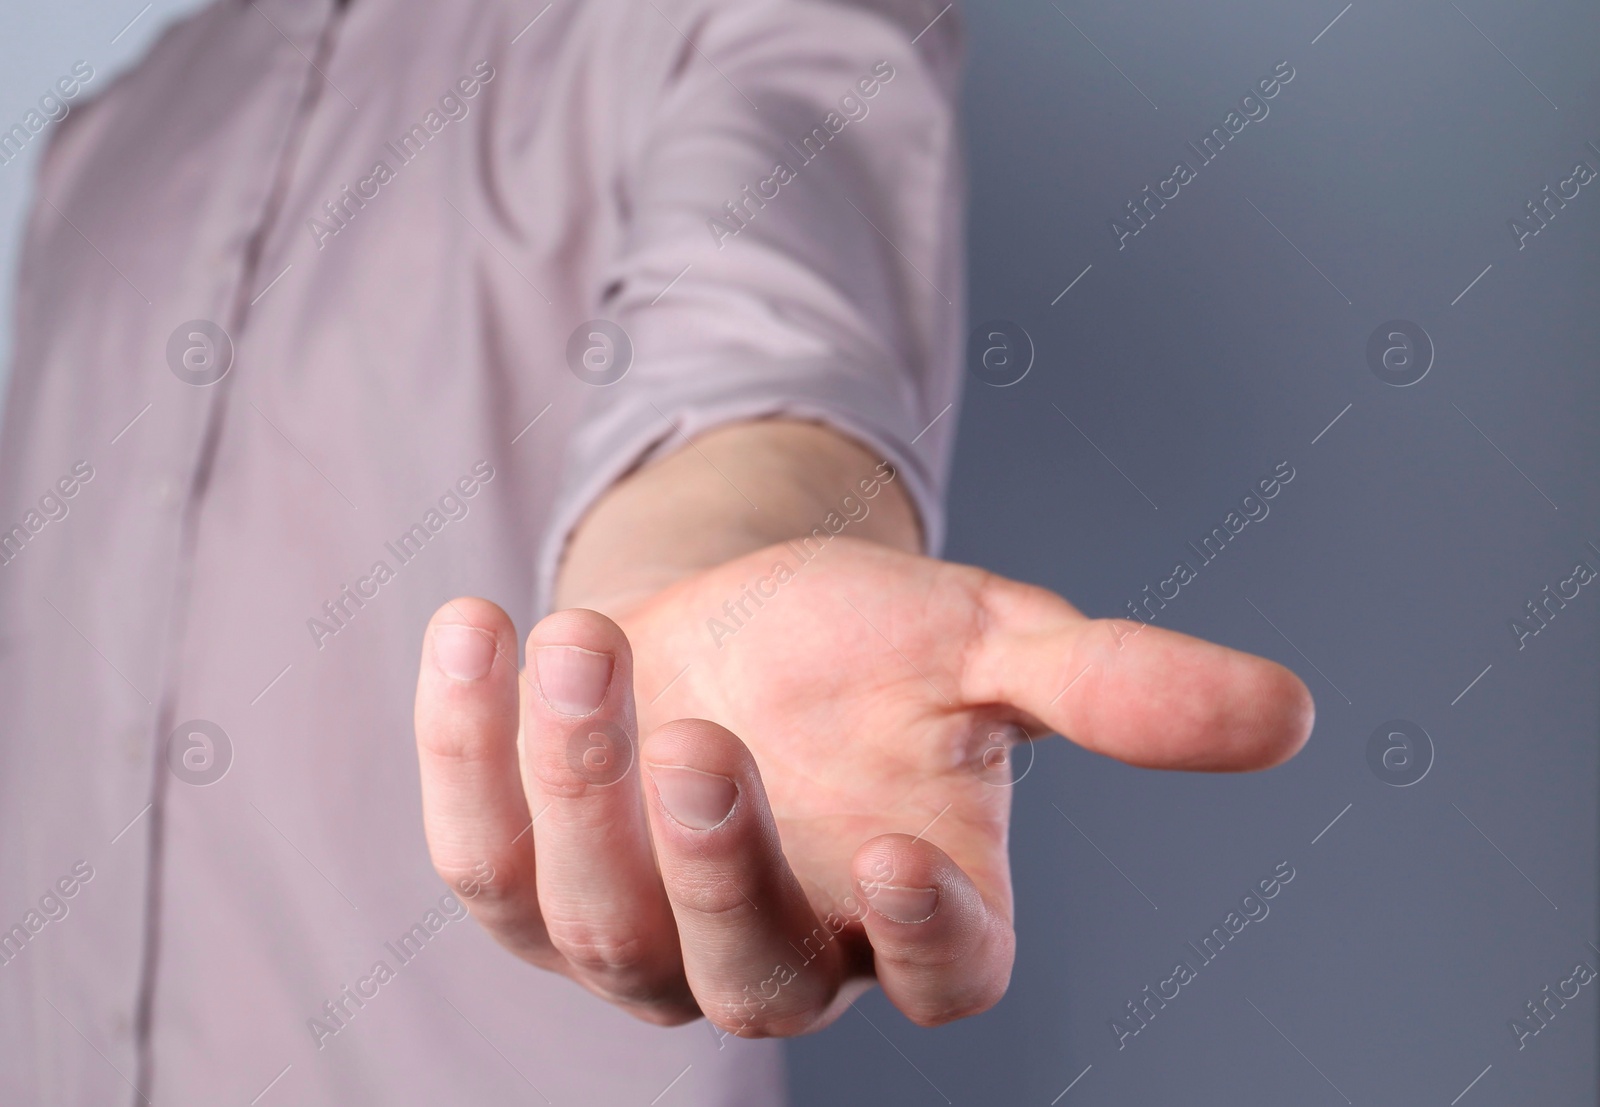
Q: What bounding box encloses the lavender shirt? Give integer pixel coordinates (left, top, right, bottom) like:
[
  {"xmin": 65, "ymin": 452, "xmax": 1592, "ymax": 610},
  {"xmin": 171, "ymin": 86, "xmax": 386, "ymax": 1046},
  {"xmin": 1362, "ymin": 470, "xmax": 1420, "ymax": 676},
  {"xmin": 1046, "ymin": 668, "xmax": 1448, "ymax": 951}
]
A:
[{"xmin": 0, "ymin": 0, "xmax": 964, "ymax": 1101}]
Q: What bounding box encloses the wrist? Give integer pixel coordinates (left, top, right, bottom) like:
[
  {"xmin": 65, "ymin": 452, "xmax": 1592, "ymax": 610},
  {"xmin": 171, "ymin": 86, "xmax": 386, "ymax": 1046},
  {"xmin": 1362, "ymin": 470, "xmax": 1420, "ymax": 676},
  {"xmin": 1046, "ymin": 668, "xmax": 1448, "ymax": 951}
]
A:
[{"xmin": 552, "ymin": 419, "xmax": 920, "ymax": 618}]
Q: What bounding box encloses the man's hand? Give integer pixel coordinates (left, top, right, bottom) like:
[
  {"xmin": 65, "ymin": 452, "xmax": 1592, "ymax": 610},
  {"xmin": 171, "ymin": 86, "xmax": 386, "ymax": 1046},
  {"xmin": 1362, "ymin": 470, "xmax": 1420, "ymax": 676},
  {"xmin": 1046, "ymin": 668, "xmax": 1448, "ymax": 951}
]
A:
[{"xmin": 414, "ymin": 533, "xmax": 1313, "ymax": 1036}]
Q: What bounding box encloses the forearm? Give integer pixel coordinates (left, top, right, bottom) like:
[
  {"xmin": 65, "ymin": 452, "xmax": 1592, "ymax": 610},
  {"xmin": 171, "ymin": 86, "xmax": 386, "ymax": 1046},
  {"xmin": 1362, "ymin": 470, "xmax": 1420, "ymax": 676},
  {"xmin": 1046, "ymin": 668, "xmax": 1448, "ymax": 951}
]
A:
[{"xmin": 553, "ymin": 419, "xmax": 921, "ymax": 617}]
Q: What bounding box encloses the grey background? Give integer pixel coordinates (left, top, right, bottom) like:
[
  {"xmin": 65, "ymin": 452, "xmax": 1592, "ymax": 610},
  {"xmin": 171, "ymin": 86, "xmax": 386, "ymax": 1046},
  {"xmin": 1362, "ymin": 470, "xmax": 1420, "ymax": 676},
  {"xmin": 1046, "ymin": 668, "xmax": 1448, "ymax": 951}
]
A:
[
  {"xmin": 792, "ymin": 1, "xmax": 1600, "ymax": 1104},
  {"xmin": 3, "ymin": 2, "xmax": 1595, "ymax": 1105}
]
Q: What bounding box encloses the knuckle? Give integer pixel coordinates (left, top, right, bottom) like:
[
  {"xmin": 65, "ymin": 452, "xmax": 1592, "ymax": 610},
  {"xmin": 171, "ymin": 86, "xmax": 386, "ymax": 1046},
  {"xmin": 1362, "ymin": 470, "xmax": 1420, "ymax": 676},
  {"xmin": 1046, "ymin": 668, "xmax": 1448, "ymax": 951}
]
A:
[
  {"xmin": 527, "ymin": 724, "xmax": 635, "ymax": 797},
  {"xmin": 704, "ymin": 1000, "xmax": 812, "ymax": 1040},
  {"xmin": 431, "ymin": 856, "xmax": 512, "ymax": 903},
  {"xmin": 418, "ymin": 719, "xmax": 506, "ymax": 766},
  {"xmin": 696, "ymin": 962, "xmax": 837, "ymax": 1039},
  {"xmin": 452, "ymin": 872, "xmax": 516, "ymax": 909},
  {"xmin": 579, "ymin": 959, "xmax": 695, "ymax": 1013},
  {"xmin": 667, "ymin": 872, "xmax": 762, "ymax": 921},
  {"xmin": 549, "ymin": 921, "xmax": 652, "ymax": 977},
  {"xmin": 526, "ymin": 754, "xmax": 600, "ymax": 800},
  {"xmin": 544, "ymin": 916, "xmax": 692, "ymax": 1010}
]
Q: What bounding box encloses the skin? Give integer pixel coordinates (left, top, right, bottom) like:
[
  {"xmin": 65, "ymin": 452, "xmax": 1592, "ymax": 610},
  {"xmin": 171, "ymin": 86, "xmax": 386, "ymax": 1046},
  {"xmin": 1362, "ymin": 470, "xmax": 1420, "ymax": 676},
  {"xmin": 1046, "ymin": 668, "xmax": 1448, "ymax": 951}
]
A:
[{"xmin": 413, "ymin": 419, "xmax": 1314, "ymax": 1036}]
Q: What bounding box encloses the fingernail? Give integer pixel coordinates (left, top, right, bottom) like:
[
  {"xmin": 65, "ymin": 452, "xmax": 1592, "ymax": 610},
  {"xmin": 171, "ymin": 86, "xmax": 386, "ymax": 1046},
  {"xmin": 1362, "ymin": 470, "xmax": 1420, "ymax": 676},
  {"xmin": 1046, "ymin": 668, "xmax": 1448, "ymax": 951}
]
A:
[
  {"xmin": 648, "ymin": 764, "xmax": 738, "ymax": 831},
  {"xmin": 433, "ymin": 625, "xmax": 496, "ymax": 681},
  {"xmin": 534, "ymin": 646, "xmax": 613, "ymax": 716},
  {"xmin": 863, "ymin": 883, "xmax": 939, "ymax": 924}
]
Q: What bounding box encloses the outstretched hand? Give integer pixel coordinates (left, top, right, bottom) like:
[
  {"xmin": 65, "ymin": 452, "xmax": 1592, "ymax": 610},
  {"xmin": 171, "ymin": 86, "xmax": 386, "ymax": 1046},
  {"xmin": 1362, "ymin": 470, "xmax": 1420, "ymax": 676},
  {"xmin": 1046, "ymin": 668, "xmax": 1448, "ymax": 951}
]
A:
[{"xmin": 414, "ymin": 536, "xmax": 1312, "ymax": 1036}]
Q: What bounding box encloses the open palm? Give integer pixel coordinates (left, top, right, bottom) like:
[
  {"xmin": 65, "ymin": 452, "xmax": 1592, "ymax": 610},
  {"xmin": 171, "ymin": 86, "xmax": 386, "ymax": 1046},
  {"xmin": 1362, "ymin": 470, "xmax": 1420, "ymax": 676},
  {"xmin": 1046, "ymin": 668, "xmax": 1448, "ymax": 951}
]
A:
[{"xmin": 414, "ymin": 537, "xmax": 1312, "ymax": 1034}]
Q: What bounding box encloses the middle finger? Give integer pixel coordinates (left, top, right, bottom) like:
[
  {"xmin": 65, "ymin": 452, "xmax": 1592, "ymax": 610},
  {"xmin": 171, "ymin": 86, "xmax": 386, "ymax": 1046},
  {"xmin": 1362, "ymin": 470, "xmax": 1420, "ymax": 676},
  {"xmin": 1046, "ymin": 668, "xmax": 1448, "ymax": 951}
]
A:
[{"xmin": 522, "ymin": 609, "xmax": 691, "ymax": 1020}]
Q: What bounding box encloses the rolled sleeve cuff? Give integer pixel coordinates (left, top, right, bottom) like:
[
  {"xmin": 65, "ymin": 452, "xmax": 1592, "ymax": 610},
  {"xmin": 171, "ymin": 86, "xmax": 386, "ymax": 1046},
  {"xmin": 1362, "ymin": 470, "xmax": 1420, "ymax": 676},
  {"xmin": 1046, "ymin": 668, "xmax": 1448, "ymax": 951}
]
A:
[{"xmin": 534, "ymin": 358, "xmax": 951, "ymax": 615}]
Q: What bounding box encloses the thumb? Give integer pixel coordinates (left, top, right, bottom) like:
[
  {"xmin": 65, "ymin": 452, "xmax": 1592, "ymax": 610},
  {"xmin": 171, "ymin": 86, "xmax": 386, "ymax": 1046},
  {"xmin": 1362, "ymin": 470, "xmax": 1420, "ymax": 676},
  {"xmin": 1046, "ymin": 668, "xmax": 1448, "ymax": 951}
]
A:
[{"xmin": 960, "ymin": 575, "xmax": 1314, "ymax": 771}]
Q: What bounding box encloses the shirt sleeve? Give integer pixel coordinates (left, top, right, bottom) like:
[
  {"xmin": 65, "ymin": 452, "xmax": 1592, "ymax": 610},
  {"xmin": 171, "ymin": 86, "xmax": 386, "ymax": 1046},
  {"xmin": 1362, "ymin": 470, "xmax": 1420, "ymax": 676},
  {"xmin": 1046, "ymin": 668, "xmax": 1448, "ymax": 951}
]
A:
[{"xmin": 534, "ymin": 0, "xmax": 967, "ymax": 612}]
